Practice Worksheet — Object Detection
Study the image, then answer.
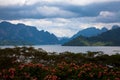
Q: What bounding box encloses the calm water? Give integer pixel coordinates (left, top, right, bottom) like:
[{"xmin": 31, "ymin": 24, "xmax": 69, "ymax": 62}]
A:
[{"xmin": 1, "ymin": 45, "xmax": 120, "ymax": 55}]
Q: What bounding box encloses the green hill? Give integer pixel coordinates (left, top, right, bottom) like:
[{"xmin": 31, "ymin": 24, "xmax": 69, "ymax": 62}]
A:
[{"xmin": 63, "ymin": 28, "xmax": 120, "ymax": 46}]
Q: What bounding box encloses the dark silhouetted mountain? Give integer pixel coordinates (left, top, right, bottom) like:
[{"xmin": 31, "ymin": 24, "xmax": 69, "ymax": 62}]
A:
[
  {"xmin": 71, "ymin": 27, "xmax": 108, "ymax": 39},
  {"xmin": 0, "ymin": 21, "xmax": 59, "ymax": 45},
  {"xmin": 111, "ymin": 25, "xmax": 120, "ymax": 30},
  {"xmin": 63, "ymin": 27, "xmax": 120, "ymax": 46}
]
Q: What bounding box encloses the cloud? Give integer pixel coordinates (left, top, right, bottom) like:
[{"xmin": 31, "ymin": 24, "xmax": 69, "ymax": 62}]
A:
[
  {"xmin": 99, "ymin": 11, "xmax": 115, "ymax": 17},
  {"xmin": 36, "ymin": 6, "xmax": 78, "ymax": 18},
  {"xmin": 0, "ymin": 1, "xmax": 120, "ymax": 20},
  {"xmin": 0, "ymin": 4, "xmax": 78, "ymax": 20},
  {"xmin": 0, "ymin": 0, "xmax": 26, "ymax": 6},
  {"xmin": 95, "ymin": 11, "xmax": 120, "ymax": 23}
]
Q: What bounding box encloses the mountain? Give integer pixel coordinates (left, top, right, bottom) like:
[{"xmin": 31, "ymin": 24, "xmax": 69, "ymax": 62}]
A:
[
  {"xmin": 111, "ymin": 25, "xmax": 120, "ymax": 30},
  {"xmin": 71, "ymin": 27, "xmax": 108, "ymax": 39},
  {"xmin": 63, "ymin": 26, "xmax": 120, "ymax": 46},
  {"xmin": 0, "ymin": 21, "xmax": 59, "ymax": 45}
]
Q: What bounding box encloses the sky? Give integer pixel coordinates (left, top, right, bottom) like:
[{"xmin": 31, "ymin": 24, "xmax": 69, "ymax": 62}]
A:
[{"xmin": 0, "ymin": 0, "xmax": 120, "ymax": 37}]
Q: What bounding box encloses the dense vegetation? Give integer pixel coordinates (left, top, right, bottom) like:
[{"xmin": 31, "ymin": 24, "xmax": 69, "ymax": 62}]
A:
[
  {"xmin": 0, "ymin": 47, "xmax": 120, "ymax": 80},
  {"xmin": 63, "ymin": 28, "xmax": 120, "ymax": 46}
]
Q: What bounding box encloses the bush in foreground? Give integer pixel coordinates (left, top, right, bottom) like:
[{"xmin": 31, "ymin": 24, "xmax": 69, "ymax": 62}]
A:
[
  {"xmin": 0, "ymin": 47, "xmax": 120, "ymax": 80},
  {"xmin": 0, "ymin": 62, "xmax": 120, "ymax": 80}
]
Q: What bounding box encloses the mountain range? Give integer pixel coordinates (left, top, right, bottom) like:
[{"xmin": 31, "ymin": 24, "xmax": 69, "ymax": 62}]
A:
[
  {"xmin": 0, "ymin": 21, "xmax": 59, "ymax": 45},
  {"xmin": 71, "ymin": 27, "xmax": 108, "ymax": 39},
  {"xmin": 63, "ymin": 26, "xmax": 120, "ymax": 46},
  {"xmin": 0, "ymin": 21, "xmax": 120, "ymax": 46}
]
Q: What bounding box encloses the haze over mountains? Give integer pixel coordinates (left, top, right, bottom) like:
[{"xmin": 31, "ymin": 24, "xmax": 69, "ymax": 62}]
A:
[{"xmin": 0, "ymin": 21, "xmax": 120, "ymax": 46}]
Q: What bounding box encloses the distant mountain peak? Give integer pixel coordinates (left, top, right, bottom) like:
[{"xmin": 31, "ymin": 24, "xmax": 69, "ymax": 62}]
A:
[
  {"xmin": 101, "ymin": 27, "xmax": 108, "ymax": 30},
  {"xmin": 71, "ymin": 27, "xmax": 108, "ymax": 39},
  {"xmin": 17, "ymin": 23, "xmax": 26, "ymax": 26},
  {"xmin": 0, "ymin": 21, "xmax": 13, "ymax": 26},
  {"xmin": 111, "ymin": 25, "xmax": 120, "ymax": 30},
  {"xmin": 1, "ymin": 21, "xmax": 10, "ymax": 24}
]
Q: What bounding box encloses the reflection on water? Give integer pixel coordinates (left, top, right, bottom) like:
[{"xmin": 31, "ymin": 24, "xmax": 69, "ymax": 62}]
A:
[{"xmin": 1, "ymin": 45, "xmax": 120, "ymax": 55}]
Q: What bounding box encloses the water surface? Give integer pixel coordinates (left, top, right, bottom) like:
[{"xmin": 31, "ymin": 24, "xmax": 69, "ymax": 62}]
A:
[{"xmin": 1, "ymin": 45, "xmax": 120, "ymax": 55}]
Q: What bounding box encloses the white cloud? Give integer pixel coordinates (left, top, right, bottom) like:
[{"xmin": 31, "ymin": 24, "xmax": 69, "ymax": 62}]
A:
[
  {"xmin": 36, "ymin": 6, "xmax": 77, "ymax": 18},
  {"xmin": 0, "ymin": 0, "xmax": 26, "ymax": 6},
  {"xmin": 99, "ymin": 11, "xmax": 115, "ymax": 17},
  {"xmin": 49, "ymin": 28, "xmax": 75, "ymax": 37},
  {"xmin": 95, "ymin": 11, "xmax": 120, "ymax": 23}
]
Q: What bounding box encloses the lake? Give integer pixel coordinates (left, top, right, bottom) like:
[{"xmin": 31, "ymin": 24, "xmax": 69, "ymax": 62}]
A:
[{"xmin": 0, "ymin": 45, "xmax": 120, "ymax": 55}]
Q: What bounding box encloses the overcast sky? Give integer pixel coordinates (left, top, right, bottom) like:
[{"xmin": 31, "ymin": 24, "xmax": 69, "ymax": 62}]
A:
[{"xmin": 0, "ymin": 0, "xmax": 120, "ymax": 37}]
